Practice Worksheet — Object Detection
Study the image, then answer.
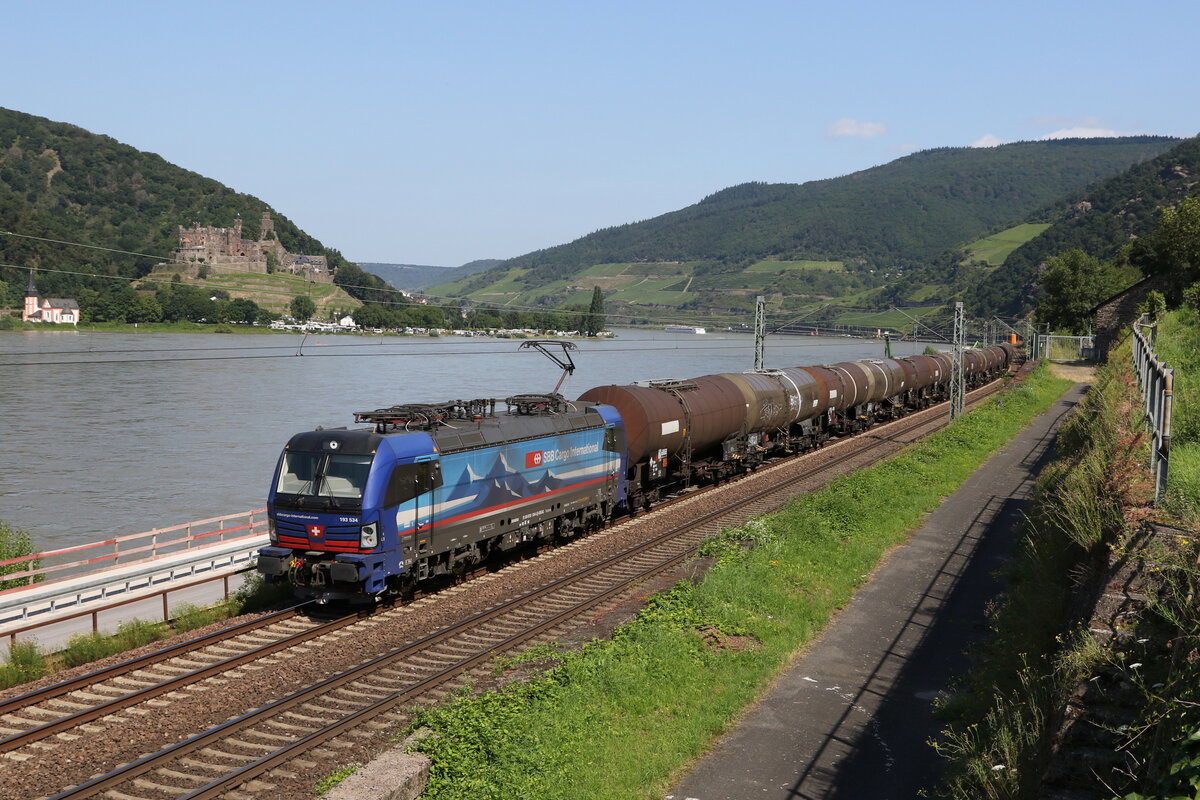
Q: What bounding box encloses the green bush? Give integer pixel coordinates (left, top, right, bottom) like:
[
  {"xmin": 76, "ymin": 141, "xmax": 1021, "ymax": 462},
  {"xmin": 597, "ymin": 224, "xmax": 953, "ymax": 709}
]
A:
[
  {"xmin": 61, "ymin": 619, "xmax": 168, "ymax": 668},
  {"xmin": 171, "ymin": 602, "xmax": 230, "ymax": 633},
  {"xmin": 0, "ymin": 641, "xmax": 48, "ymax": 689}
]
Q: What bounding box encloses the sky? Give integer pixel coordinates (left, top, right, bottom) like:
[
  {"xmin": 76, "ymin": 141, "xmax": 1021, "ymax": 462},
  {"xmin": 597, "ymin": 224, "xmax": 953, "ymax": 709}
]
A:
[{"xmin": 4, "ymin": 1, "xmax": 1198, "ymax": 267}]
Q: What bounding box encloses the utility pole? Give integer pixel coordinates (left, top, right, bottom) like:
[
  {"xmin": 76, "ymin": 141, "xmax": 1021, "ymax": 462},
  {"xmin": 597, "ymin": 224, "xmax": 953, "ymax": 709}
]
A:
[
  {"xmin": 754, "ymin": 295, "xmax": 766, "ymax": 370},
  {"xmin": 949, "ymin": 301, "xmax": 965, "ymax": 421}
]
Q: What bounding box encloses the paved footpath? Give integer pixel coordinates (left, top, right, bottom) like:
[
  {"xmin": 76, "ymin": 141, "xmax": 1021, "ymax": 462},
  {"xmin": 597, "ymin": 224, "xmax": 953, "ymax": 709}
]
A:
[{"xmin": 667, "ymin": 383, "xmax": 1087, "ymax": 800}]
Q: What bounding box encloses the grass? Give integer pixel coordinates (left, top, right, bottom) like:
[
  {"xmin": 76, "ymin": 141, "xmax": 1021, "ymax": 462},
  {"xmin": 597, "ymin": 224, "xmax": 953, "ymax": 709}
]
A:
[
  {"xmin": 1154, "ymin": 308, "xmax": 1200, "ymax": 516},
  {"xmin": 578, "ymin": 263, "xmax": 634, "ymax": 278},
  {"xmin": 407, "ymin": 365, "xmax": 1072, "ymax": 799},
  {"xmin": 745, "ymin": 259, "xmax": 844, "ymax": 273},
  {"xmin": 314, "ymin": 763, "xmax": 361, "ymax": 795},
  {"xmin": 832, "ymin": 307, "xmax": 938, "ymax": 329},
  {"xmin": 142, "ymin": 268, "xmax": 360, "ymax": 314},
  {"xmin": 962, "ymin": 223, "xmax": 1051, "ymax": 267},
  {"xmin": 910, "ymin": 283, "xmax": 948, "ymax": 302}
]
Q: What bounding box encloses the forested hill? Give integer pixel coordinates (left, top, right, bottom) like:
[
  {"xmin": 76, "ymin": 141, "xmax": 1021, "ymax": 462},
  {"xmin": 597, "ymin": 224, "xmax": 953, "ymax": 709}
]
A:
[
  {"xmin": 965, "ymin": 134, "xmax": 1200, "ymax": 315},
  {"xmin": 361, "ymin": 259, "xmax": 501, "ymax": 291},
  {"xmin": 0, "ymin": 107, "xmax": 394, "ymax": 304},
  {"xmin": 491, "ymin": 137, "xmax": 1178, "ymax": 283}
]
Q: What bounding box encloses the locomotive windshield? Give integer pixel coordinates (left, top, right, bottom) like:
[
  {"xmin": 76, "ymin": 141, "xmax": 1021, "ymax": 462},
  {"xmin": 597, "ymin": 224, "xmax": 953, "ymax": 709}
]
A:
[{"xmin": 275, "ymin": 451, "xmax": 374, "ymax": 507}]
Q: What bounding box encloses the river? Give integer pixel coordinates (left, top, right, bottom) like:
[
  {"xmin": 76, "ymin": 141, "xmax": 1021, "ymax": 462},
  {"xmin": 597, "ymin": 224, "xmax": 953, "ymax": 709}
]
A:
[{"xmin": 0, "ymin": 328, "xmax": 929, "ymax": 551}]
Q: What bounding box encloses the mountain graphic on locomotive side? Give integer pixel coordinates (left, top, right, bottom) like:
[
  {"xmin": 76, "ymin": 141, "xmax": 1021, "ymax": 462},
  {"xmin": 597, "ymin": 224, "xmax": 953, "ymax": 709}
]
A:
[{"xmin": 256, "ymin": 344, "xmax": 1016, "ymax": 602}]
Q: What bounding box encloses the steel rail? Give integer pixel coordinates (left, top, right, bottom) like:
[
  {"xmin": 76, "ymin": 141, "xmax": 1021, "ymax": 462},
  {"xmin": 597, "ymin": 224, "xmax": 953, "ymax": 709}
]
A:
[
  {"xmin": 0, "ymin": 605, "xmax": 304, "ymax": 719},
  {"xmin": 0, "ymin": 605, "xmax": 360, "ymax": 754}
]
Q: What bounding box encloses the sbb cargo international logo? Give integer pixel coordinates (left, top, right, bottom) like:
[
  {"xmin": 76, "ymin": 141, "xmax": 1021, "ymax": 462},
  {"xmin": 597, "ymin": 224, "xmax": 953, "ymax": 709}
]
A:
[{"xmin": 525, "ymin": 443, "xmax": 600, "ymax": 469}]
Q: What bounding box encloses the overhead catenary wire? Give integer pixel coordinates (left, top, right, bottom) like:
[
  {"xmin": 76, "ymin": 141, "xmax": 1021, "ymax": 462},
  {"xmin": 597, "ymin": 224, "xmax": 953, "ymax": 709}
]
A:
[{"xmin": 0, "ymin": 336, "xmax": 942, "ymax": 369}]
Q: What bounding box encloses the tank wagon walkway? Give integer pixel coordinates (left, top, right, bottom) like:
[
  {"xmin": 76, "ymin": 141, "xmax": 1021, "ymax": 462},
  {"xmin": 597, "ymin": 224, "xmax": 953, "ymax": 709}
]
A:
[{"xmin": 667, "ymin": 382, "xmax": 1088, "ymax": 800}]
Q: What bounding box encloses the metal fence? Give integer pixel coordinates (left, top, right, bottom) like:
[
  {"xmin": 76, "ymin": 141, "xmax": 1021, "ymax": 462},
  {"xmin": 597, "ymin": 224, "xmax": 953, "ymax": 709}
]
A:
[
  {"xmin": 0, "ymin": 509, "xmax": 269, "ymax": 589},
  {"xmin": 1132, "ymin": 316, "xmax": 1174, "ymax": 503}
]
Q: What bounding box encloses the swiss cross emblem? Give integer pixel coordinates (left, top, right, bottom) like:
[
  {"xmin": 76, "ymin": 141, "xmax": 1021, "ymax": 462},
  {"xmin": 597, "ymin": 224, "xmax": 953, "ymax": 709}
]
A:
[
  {"xmin": 526, "ymin": 451, "xmax": 543, "ymax": 468},
  {"xmin": 307, "ymin": 525, "xmax": 325, "ymax": 538}
]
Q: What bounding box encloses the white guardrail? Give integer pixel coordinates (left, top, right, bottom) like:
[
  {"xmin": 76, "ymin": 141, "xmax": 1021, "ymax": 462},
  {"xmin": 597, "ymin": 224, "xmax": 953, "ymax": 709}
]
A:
[
  {"xmin": 1132, "ymin": 317, "xmax": 1174, "ymax": 504},
  {"xmin": 0, "ymin": 510, "xmax": 270, "ymax": 644}
]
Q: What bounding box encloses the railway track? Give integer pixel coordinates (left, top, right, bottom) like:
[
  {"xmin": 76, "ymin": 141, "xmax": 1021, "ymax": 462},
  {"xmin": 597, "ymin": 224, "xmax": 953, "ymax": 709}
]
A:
[
  {"xmin": 7, "ymin": 372, "xmax": 1017, "ymax": 800},
  {"xmin": 0, "ymin": 606, "xmax": 357, "ymax": 753}
]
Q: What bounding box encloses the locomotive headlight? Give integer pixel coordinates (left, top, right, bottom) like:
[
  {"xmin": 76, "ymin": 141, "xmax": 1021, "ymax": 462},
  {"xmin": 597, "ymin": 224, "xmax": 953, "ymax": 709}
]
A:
[
  {"xmin": 360, "ymin": 523, "xmax": 379, "ymax": 549},
  {"xmin": 268, "ymin": 519, "xmax": 278, "ymax": 544}
]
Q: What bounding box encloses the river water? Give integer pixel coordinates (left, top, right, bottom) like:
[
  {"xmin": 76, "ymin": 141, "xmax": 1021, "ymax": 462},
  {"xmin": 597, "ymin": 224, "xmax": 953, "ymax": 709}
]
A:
[{"xmin": 1, "ymin": 328, "xmax": 928, "ymax": 551}]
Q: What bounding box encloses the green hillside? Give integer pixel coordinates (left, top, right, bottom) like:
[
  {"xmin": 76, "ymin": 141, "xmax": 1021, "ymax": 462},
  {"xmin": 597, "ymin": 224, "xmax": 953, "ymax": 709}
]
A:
[
  {"xmin": 962, "ymin": 223, "xmax": 1051, "ymax": 266},
  {"xmin": 0, "ymin": 107, "xmax": 397, "ymax": 312},
  {"xmin": 429, "ymin": 137, "xmax": 1177, "ymax": 321},
  {"xmin": 965, "ymin": 134, "xmax": 1200, "ymax": 315}
]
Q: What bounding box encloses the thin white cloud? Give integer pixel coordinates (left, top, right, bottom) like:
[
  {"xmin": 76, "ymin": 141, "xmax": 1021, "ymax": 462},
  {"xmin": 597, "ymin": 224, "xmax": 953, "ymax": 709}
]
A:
[
  {"xmin": 827, "ymin": 118, "xmax": 887, "ymax": 138},
  {"xmin": 971, "ymin": 134, "xmax": 1006, "ymax": 148}
]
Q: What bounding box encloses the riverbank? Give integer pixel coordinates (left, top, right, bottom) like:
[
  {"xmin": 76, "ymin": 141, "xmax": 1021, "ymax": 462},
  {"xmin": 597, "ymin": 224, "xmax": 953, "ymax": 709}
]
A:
[{"xmin": 366, "ymin": 365, "xmax": 1073, "ymax": 799}]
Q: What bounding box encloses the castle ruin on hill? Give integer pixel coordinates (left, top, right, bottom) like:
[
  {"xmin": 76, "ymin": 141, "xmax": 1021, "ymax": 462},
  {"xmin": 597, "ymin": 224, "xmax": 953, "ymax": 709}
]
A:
[{"xmin": 170, "ymin": 212, "xmax": 333, "ymax": 284}]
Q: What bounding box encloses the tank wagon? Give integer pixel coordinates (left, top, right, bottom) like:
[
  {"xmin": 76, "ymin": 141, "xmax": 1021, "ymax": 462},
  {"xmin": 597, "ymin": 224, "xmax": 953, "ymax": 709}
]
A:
[{"xmin": 257, "ymin": 344, "xmax": 1014, "ymax": 601}]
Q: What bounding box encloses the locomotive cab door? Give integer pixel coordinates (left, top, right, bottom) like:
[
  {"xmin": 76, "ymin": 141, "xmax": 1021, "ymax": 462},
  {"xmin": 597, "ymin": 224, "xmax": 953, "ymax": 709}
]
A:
[{"xmin": 387, "ymin": 457, "xmax": 442, "ymax": 567}]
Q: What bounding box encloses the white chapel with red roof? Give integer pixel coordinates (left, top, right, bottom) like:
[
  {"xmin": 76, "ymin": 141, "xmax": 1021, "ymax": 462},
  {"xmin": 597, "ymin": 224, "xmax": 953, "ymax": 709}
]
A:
[{"xmin": 22, "ymin": 269, "xmax": 79, "ymax": 325}]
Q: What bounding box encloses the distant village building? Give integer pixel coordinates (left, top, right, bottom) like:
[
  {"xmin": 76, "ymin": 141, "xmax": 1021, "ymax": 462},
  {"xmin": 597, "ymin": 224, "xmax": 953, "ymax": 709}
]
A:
[
  {"xmin": 170, "ymin": 211, "xmax": 333, "ymax": 284},
  {"xmin": 22, "ymin": 270, "xmax": 79, "ymax": 325}
]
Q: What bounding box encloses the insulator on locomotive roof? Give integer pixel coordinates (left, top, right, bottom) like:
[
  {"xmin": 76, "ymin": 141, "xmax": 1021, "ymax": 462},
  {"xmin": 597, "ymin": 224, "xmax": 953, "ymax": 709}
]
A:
[
  {"xmin": 504, "ymin": 393, "xmax": 569, "ymax": 415},
  {"xmin": 353, "ymin": 398, "xmax": 496, "ymax": 431}
]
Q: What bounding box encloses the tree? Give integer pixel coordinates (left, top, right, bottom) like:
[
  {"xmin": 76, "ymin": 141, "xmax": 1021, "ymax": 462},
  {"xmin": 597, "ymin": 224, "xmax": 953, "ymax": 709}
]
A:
[
  {"xmin": 227, "ymin": 298, "xmax": 261, "ymax": 324},
  {"xmin": 1130, "ymin": 194, "xmax": 1200, "ymax": 293},
  {"xmin": 127, "ymin": 293, "xmax": 163, "ymax": 323},
  {"xmin": 352, "ymin": 304, "xmax": 390, "ymax": 329},
  {"xmin": 290, "ymin": 294, "xmax": 316, "ymax": 321},
  {"xmin": 1, "ymin": 521, "xmax": 37, "ymax": 591},
  {"xmin": 1034, "ymin": 249, "xmax": 1128, "ymax": 334},
  {"xmin": 585, "ymin": 286, "xmax": 605, "ymax": 336}
]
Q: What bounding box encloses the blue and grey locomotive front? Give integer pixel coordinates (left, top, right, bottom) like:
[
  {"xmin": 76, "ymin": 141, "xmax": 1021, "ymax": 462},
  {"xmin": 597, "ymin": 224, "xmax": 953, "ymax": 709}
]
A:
[{"xmin": 256, "ymin": 397, "xmax": 626, "ymax": 602}]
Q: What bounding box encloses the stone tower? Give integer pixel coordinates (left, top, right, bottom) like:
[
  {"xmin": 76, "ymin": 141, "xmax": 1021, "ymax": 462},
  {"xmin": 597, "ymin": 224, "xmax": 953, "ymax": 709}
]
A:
[
  {"xmin": 260, "ymin": 211, "xmax": 275, "ymax": 241},
  {"xmin": 24, "ymin": 269, "xmax": 38, "ymax": 320}
]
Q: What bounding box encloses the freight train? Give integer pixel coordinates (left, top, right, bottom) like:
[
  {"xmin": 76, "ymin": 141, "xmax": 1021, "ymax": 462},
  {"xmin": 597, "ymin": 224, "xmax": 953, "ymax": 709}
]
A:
[{"xmin": 256, "ymin": 343, "xmax": 1015, "ymax": 602}]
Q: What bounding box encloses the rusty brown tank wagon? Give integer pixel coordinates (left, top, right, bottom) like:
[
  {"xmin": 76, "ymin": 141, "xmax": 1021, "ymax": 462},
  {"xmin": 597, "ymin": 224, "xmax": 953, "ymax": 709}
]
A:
[{"xmin": 579, "ymin": 344, "xmax": 1015, "ymax": 512}]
